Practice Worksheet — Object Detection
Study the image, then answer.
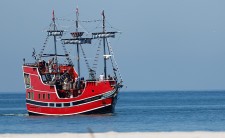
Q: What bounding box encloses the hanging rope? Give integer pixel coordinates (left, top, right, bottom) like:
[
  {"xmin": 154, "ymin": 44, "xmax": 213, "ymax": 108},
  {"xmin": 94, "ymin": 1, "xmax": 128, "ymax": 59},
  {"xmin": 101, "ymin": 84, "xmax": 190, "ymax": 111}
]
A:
[
  {"xmin": 37, "ymin": 21, "xmax": 56, "ymax": 61},
  {"xmin": 92, "ymin": 39, "xmax": 102, "ymax": 71},
  {"xmin": 89, "ymin": 21, "xmax": 102, "ymax": 34},
  {"xmin": 106, "ymin": 20, "xmax": 121, "ymax": 32},
  {"xmin": 56, "ymin": 18, "xmax": 101, "ymax": 23},
  {"xmin": 60, "ymin": 37, "xmax": 74, "ymax": 66},
  {"xmin": 80, "ymin": 45, "xmax": 91, "ymax": 70},
  {"xmin": 37, "ymin": 35, "xmax": 50, "ymax": 61},
  {"xmin": 106, "ymin": 39, "xmax": 117, "ymax": 77},
  {"xmin": 106, "ymin": 39, "xmax": 123, "ymax": 83},
  {"xmin": 37, "ymin": 21, "xmax": 73, "ymax": 66},
  {"xmin": 78, "ymin": 21, "xmax": 91, "ymax": 35}
]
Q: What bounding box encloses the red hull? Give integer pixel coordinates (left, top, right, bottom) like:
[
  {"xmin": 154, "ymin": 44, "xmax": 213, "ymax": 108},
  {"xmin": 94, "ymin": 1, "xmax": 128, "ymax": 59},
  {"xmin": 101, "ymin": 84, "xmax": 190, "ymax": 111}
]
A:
[{"xmin": 23, "ymin": 65, "xmax": 119, "ymax": 116}]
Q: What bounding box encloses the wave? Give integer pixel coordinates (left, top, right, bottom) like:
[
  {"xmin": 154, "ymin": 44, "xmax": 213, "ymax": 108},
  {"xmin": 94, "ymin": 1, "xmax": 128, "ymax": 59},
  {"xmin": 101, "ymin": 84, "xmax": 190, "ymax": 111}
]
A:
[{"xmin": 0, "ymin": 113, "xmax": 28, "ymax": 116}]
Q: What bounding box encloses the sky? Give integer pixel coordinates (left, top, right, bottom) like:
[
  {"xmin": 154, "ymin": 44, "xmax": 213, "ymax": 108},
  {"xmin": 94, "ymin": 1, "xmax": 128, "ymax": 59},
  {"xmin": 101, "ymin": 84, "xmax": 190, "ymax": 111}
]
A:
[{"xmin": 1, "ymin": 0, "xmax": 225, "ymax": 92}]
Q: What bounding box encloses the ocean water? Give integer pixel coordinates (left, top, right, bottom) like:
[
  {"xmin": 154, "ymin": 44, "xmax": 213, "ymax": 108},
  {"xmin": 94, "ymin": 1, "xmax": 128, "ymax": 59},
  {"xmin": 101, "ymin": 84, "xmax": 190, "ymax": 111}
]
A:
[{"xmin": 0, "ymin": 91, "xmax": 225, "ymax": 133}]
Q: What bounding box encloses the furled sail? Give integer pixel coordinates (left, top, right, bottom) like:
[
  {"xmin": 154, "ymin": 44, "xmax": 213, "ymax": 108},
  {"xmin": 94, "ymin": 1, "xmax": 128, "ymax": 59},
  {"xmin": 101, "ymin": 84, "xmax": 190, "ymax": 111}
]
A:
[
  {"xmin": 92, "ymin": 32, "xmax": 117, "ymax": 39},
  {"xmin": 61, "ymin": 38, "xmax": 92, "ymax": 44}
]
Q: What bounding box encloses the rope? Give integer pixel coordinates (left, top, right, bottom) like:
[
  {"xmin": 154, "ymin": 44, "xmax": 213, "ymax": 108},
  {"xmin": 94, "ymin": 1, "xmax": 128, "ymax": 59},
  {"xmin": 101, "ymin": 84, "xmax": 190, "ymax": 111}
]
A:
[
  {"xmin": 37, "ymin": 20, "xmax": 73, "ymax": 66},
  {"xmin": 38, "ymin": 21, "xmax": 56, "ymax": 61},
  {"xmin": 92, "ymin": 39, "xmax": 102, "ymax": 71},
  {"xmin": 106, "ymin": 20, "xmax": 121, "ymax": 32},
  {"xmin": 56, "ymin": 18, "xmax": 101, "ymax": 23},
  {"xmin": 37, "ymin": 35, "xmax": 50, "ymax": 61},
  {"xmin": 89, "ymin": 21, "xmax": 102, "ymax": 34},
  {"xmin": 106, "ymin": 39, "xmax": 123, "ymax": 82},
  {"xmin": 80, "ymin": 45, "xmax": 91, "ymax": 70},
  {"xmin": 77, "ymin": 21, "xmax": 91, "ymax": 35},
  {"xmin": 60, "ymin": 36, "xmax": 74, "ymax": 66},
  {"xmin": 106, "ymin": 39, "xmax": 117, "ymax": 77}
]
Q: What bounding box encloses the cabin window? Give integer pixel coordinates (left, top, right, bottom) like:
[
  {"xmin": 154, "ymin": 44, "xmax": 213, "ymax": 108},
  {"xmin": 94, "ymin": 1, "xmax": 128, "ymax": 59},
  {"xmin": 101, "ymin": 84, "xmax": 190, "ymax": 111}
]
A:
[
  {"xmin": 56, "ymin": 103, "xmax": 62, "ymax": 107},
  {"xmin": 24, "ymin": 73, "xmax": 31, "ymax": 88},
  {"xmin": 64, "ymin": 103, "xmax": 70, "ymax": 107},
  {"xmin": 30, "ymin": 92, "xmax": 34, "ymax": 100},
  {"xmin": 43, "ymin": 94, "xmax": 45, "ymax": 99},
  {"xmin": 38, "ymin": 94, "xmax": 41, "ymax": 99},
  {"xmin": 28, "ymin": 92, "xmax": 30, "ymax": 99},
  {"xmin": 49, "ymin": 103, "xmax": 54, "ymax": 107},
  {"xmin": 48, "ymin": 94, "xmax": 50, "ymax": 99}
]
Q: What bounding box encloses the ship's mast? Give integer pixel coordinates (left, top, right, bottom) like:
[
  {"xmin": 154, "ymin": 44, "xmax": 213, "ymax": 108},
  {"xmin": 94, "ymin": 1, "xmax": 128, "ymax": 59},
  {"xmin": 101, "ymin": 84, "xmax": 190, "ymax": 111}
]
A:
[
  {"xmin": 52, "ymin": 10, "xmax": 58, "ymax": 67},
  {"xmin": 102, "ymin": 10, "xmax": 107, "ymax": 79},
  {"xmin": 76, "ymin": 7, "xmax": 81, "ymax": 88},
  {"xmin": 38, "ymin": 11, "xmax": 66, "ymax": 67},
  {"xmin": 62, "ymin": 8, "xmax": 92, "ymax": 89},
  {"xmin": 92, "ymin": 11, "xmax": 118, "ymax": 80}
]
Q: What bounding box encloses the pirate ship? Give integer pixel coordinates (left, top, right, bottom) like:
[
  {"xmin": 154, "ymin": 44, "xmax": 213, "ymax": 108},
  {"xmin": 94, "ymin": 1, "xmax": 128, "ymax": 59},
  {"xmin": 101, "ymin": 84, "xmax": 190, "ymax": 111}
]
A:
[{"xmin": 22, "ymin": 9, "xmax": 123, "ymax": 115}]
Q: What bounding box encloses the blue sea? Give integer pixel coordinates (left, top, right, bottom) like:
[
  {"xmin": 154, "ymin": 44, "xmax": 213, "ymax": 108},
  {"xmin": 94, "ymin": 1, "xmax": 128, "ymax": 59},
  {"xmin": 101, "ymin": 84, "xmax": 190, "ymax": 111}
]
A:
[{"xmin": 0, "ymin": 91, "xmax": 225, "ymax": 133}]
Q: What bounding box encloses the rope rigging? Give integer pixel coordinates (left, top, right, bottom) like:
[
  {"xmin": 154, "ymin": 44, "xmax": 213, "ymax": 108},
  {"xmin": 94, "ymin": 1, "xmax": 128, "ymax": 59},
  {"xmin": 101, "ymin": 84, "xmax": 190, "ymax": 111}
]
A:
[
  {"xmin": 35, "ymin": 11, "xmax": 123, "ymax": 85},
  {"xmin": 60, "ymin": 35, "xmax": 74, "ymax": 65},
  {"xmin": 80, "ymin": 45, "xmax": 91, "ymax": 71},
  {"xmin": 77, "ymin": 21, "xmax": 91, "ymax": 35},
  {"xmin": 37, "ymin": 20, "xmax": 73, "ymax": 65},
  {"xmin": 106, "ymin": 20, "xmax": 121, "ymax": 32},
  {"xmin": 37, "ymin": 35, "xmax": 50, "ymax": 61},
  {"xmin": 92, "ymin": 39, "xmax": 102, "ymax": 72},
  {"xmin": 56, "ymin": 18, "xmax": 102, "ymax": 23},
  {"xmin": 106, "ymin": 39, "xmax": 123, "ymax": 83},
  {"xmin": 37, "ymin": 21, "xmax": 56, "ymax": 61}
]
